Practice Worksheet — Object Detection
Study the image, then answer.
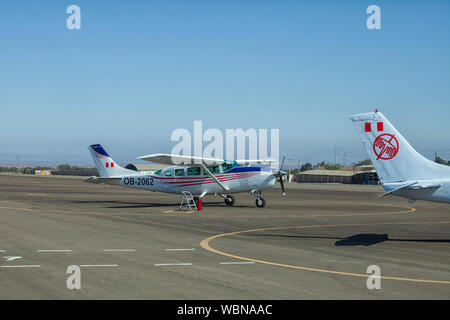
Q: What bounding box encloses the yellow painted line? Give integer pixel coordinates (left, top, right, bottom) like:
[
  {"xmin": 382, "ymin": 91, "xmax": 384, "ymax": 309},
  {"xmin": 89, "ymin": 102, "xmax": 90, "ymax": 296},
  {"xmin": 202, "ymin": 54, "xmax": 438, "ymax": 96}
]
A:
[
  {"xmin": 0, "ymin": 203, "xmax": 197, "ymax": 217},
  {"xmin": 164, "ymin": 209, "xmax": 197, "ymax": 214},
  {"xmin": 0, "ymin": 204, "xmax": 103, "ymax": 216},
  {"xmin": 200, "ymin": 221, "xmax": 450, "ymax": 285},
  {"xmin": 173, "ymin": 204, "xmax": 415, "ymax": 219},
  {"xmin": 0, "ymin": 201, "xmax": 415, "ymax": 219}
]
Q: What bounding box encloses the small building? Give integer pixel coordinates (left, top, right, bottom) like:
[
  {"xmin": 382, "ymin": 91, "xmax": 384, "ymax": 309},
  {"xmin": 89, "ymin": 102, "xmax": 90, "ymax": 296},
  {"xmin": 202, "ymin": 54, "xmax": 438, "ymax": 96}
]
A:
[
  {"xmin": 35, "ymin": 170, "xmax": 52, "ymax": 176},
  {"xmin": 295, "ymin": 169, "xmax": 378, "ymax": 185}
]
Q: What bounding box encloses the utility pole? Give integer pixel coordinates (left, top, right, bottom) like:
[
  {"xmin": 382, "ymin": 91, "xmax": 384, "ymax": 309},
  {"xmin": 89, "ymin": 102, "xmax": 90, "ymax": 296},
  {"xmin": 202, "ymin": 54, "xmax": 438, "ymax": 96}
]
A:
[
  {"xmin": 297, "ymin": 160, "xmax": 301, "ymax": 182},
  {"xmin": 334, "ymin": 146, "xmax": 338, "ymax": 166}
]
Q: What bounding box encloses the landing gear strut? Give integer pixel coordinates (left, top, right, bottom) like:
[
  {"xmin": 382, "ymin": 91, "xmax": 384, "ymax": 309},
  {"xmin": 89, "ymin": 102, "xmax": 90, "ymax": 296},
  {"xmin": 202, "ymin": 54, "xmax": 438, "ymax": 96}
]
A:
[{"xmin": 251, "ymin": 190, "xmax": 265, "ymax": 208}]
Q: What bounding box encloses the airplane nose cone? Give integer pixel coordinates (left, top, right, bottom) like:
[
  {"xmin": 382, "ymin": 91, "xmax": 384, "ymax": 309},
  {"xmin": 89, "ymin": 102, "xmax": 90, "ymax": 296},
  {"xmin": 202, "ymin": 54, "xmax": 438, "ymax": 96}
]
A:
[{"xmin": 272, "ymin": 169, "xmax": 287, "ymax": 177}]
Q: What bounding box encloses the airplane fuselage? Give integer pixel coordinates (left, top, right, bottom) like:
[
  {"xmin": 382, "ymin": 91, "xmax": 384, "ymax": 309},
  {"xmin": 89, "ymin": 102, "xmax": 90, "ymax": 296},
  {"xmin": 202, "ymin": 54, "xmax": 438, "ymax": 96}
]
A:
[{"xmin": 107, "ymin": 166, "xmax": 277, "ymax": 196}]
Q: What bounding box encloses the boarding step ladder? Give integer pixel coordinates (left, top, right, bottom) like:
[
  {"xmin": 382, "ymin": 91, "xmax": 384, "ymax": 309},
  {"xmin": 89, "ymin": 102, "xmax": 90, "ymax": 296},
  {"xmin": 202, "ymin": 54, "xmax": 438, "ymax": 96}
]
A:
[{"xmin": 180, "ymin": 191, "xmax": 198, "ymax": 211}]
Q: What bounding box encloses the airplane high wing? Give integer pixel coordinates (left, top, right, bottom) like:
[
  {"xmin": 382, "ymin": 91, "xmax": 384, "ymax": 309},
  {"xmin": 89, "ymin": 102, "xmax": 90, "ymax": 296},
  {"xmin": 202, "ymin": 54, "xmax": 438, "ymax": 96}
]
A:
[
  {"xmin": 86, "ymin": 145, "xmax": 286, "ymax": 209},
  {"xmin": 138, "ymin": 153, "xmax": 276, "ymax": 166},
  {"xmin": 137, "ymin": 154, "xmax": 225, "ymax": 165}
]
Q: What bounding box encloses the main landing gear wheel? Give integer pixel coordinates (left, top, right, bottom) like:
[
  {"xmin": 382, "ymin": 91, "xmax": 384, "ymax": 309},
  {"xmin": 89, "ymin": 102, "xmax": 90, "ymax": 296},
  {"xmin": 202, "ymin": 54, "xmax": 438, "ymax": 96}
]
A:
[
  {"xmin": 255, "ymin": 197, "xmax": 265, "ymax": 208},
  {"xmin": 224, "ymin": 195, "xmax": 235, "ymax": 206}
]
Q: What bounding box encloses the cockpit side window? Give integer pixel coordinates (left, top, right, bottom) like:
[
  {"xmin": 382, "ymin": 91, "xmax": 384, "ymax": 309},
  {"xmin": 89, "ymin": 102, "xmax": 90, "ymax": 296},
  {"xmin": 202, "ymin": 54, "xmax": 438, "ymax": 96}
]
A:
[
  {"xmin": 164, "ymin": 169, "xmax": 173, "ymax": 177},
  {"xmin": 154, "ymin": 169, "xmax": 162, "ymax": 175}
]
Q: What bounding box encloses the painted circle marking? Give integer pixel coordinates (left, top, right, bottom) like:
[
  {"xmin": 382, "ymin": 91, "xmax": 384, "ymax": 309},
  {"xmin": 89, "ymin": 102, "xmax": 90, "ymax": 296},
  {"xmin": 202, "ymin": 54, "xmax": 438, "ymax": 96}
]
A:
[{"xmin": 200, "ymin": 221, "xmax": 450, "ymax": 285}]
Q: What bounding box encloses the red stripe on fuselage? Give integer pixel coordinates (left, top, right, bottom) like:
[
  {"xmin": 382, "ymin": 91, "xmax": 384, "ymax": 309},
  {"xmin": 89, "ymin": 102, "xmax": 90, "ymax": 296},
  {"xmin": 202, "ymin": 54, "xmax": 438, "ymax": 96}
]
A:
[
  {"xmin": 162, "ymin": 172, "xmax": 253, "ymax": 184},
  {"xmin": 173, "ymin": 172, "xmax": 258, "ymax": 187}
]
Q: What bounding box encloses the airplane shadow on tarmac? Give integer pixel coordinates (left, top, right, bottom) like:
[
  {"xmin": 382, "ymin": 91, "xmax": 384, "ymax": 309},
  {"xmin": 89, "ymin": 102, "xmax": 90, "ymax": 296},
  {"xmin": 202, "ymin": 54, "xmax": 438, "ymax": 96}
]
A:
[
  {"xmin": 71, "ymin": 200, "xmax": 247, "ymax": 209},
  {"xmin": 72, "ymin": 200, "xmax": 178, "ymax": 208},
  {"xmin": 254, "ymin": 233, "xmax": 450, "ymax": 246}
]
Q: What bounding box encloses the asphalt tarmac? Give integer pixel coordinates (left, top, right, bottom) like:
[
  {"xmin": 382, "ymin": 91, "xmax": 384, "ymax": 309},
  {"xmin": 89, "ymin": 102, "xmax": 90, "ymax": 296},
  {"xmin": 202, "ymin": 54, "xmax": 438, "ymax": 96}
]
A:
[{"xmin": 0, "ymin": 174, "xmax": 449, "ymax": 299}]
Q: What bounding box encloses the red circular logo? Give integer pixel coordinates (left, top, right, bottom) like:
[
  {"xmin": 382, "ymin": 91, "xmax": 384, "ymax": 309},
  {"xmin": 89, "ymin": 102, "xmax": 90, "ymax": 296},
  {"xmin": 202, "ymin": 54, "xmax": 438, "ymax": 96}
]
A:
[{"xmin": 373, "ymin": 134, "xmax": 399, "ymax": 160}]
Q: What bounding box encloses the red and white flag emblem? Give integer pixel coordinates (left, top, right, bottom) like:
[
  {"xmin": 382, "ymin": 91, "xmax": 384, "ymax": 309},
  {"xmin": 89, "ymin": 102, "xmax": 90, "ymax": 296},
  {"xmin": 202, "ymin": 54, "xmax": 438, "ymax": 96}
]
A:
[{"xmin": 365, "ymin": 122, "xmax": 384, "ymax": 132}]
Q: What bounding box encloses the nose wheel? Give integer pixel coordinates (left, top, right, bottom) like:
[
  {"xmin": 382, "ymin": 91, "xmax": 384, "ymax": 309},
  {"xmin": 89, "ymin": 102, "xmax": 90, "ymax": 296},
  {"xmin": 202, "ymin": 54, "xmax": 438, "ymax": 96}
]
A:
[
  {"xmin": 255, "ymin": 197, "xmax": 266, "ymax": 208},
  {"xmin": 251, "ymin": 189, "xmax": 266, "ymax": 208}
]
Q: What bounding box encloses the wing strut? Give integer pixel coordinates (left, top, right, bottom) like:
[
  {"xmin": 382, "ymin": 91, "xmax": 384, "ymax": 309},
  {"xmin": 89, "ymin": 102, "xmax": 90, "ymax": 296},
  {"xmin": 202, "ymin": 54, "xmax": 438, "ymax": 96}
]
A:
[{"xmin": 200, "ymin": 164, "xmax": 230, "ymax": 192}]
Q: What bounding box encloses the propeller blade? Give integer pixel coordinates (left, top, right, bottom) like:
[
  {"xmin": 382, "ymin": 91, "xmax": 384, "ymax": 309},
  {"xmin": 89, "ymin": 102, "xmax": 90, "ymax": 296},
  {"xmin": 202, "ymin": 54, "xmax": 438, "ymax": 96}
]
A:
[
  {"xmin": 279, "ymin": 176, "xmax": 286, "ymax": 196},
  {"xmin": 280, "ymin": 154, "xmax": 286, "ymax": 171}
]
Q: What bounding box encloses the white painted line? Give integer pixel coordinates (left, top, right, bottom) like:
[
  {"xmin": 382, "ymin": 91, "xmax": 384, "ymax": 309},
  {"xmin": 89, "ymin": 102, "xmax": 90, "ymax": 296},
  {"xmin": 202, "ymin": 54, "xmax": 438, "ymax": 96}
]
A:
[
  {"xmin": 102, "ymin": 249, "xmax": 136, "ymax": 252},
  {"xmin": 154, "ymin": 263, "xmax": 193, "ymax": 266},
  {"xmin": 38, "ymin": 249, "xmax": 72, "ymax": 252},
  {"xmin": 80, "ymin": 264, "xmax": 118, "ymax": 268},
  {"xmin": 0, "ymin": 250, "xmax": 5, "ymax": 253},
  {"xmin": 165, "ymin": 248, "xmax": 196, "ymax": 251},
  {"xmin": 1, "ymin": 265, "xmax": 41, "ymax": 268},
  {"xmin": 220, "ymin": 262, "xmax": 255, "ymax": 265}
]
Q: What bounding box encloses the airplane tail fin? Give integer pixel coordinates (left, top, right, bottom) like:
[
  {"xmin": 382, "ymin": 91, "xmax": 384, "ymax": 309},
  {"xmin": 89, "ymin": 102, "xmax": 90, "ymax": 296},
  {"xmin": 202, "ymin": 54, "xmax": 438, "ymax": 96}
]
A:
[
  {"xmin": 349, "ymin": 111, "xmax": 450, "ymax": 183},
  {"xmin": 88, "ymin": 144, "xmax": 136, "ymax": 178}
]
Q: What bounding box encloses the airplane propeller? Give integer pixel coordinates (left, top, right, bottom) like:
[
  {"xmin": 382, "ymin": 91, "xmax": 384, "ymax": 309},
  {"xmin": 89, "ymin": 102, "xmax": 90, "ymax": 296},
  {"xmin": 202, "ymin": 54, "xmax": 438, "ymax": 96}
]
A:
[{"xmin": 274, "ymin": 154, "xmax": 287, "ymax": 196}]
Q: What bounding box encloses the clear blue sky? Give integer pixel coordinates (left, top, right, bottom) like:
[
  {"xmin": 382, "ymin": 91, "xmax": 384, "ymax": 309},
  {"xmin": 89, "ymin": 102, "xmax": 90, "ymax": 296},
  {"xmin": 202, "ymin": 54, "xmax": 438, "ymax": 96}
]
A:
[{"xmin": 1, "ymin": 0, "xmax": 449, "ymax": 166}]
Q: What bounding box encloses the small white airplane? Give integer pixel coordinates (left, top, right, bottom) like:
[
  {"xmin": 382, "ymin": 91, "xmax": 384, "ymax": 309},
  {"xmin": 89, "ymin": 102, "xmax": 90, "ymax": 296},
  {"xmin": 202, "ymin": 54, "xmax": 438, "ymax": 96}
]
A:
[
  {"xmin": 350, "ymin": 110, "xmax": 450, "ymax": 204},
  {"xmin": 85, "ymin": 144, "xmax": 287, "ymax": 208}
]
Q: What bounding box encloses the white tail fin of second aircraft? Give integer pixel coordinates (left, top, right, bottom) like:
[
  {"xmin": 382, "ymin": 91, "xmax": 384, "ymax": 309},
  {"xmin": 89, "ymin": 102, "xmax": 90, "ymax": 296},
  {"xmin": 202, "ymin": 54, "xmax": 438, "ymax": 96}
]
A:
[
  {"xmin": 349, "ymin": 111, "xmax": 450, "ymax": 184},
  {"xmin": 88, "ymin": 144, "xmax": 137, "ymax": 178}
]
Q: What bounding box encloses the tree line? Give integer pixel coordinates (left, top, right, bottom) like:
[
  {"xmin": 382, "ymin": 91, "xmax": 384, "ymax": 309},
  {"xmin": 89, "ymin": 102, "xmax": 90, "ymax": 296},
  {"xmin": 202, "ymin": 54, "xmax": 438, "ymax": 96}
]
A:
[{"xmin": 0, "ymin": 165, "xmax": 98, "ymax": 176}]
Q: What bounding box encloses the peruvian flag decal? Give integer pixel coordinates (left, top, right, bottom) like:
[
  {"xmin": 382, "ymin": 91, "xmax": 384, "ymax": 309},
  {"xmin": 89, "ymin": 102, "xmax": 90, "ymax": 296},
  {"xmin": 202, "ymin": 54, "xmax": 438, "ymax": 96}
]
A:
[{"xmin": 365, "ymin": 122, "xmax": 384, "ymax": 132}]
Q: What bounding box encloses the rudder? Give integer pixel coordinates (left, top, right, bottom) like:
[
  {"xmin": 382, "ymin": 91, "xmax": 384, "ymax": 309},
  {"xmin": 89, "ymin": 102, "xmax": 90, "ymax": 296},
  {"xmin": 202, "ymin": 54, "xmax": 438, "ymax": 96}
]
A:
[{"xmin": 88, "ymin": 144, "xmax": 136, "ymax": 178}]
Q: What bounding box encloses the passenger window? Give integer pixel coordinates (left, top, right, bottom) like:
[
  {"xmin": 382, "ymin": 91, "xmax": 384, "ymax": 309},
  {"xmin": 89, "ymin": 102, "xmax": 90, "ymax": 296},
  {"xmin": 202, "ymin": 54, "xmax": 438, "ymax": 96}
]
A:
[
  {"xmin": 187, "ymin": 167, "xmax": 201, "ymax": 176},
  {"xmin": 175, "ymin": 169, "xmax": 185, "ymax": 176},
  {"xmin": 164, "ymin": 170, "xmax": 173, "ymax": 177}
]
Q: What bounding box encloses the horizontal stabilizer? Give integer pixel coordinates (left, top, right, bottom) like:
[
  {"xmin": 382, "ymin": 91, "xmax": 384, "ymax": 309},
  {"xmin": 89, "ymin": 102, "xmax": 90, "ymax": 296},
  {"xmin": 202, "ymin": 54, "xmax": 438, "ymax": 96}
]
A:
[{"xmin": 379, "ymin": 181, "xmax": 441, "ymax": 197}]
